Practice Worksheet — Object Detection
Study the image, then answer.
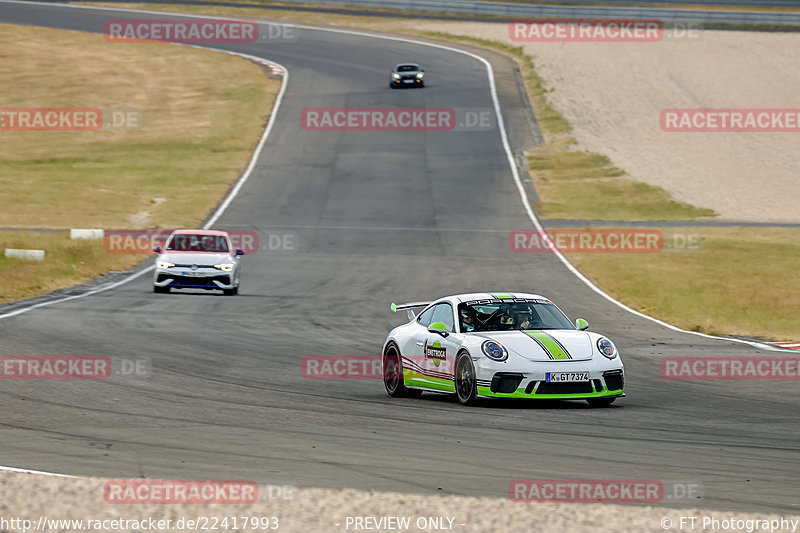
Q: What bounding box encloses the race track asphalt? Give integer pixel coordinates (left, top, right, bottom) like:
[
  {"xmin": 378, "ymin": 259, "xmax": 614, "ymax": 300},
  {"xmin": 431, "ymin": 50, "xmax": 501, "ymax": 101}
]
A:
[{"xmin": 0, "ymin": 1, "xmax": 797, "ymax": 513}]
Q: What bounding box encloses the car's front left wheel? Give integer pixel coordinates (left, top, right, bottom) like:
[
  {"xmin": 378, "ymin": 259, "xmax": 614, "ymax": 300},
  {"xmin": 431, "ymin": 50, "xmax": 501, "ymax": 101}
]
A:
[{"xmin": 153, "ymin": 286, "xmax": 170, "ymax": 294}]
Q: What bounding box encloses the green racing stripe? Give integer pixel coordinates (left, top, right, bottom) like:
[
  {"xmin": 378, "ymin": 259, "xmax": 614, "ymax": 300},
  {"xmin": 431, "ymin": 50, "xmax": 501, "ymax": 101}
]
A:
[
  {"xmin": 523, "ymin": 330, "xmax": 571, "ymax": 360},
  {"xmin": 490, "ymin": 292, "xmax": 514, "ymax": 300}
]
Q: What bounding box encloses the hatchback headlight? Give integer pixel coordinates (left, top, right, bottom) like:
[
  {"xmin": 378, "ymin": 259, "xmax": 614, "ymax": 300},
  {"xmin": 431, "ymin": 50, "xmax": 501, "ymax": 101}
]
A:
[
  {"xmin": 597, "ymin": 337, "xmax": 618, "ymax": 359},
  {"xmin": 156, "ymin": 260, "xmax": 175, "ymax": 269},
  {"xmin": 416, "ymin": 72, "xmax": 424, "ymax": 78},
  {"xmin": 214, "ymin": 263, "xmax": 234, "ymax": 272},
  {"xmin": 392, "ymin": 73, "xmax": 400, "ymax": 79}
]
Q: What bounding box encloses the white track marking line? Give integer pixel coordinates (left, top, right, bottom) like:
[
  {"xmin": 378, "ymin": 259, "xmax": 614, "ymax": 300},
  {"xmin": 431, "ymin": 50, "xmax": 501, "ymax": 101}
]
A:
[{"xmin": 0, "ymin": 465, "xmax": 74, "ymax": 477}]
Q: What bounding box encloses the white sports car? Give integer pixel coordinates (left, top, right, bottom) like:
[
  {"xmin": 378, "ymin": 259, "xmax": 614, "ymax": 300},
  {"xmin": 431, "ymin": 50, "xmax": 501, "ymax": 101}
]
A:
[{"xmin": 383, "ymin": 292, "xmax": 624, "ymax": 407}]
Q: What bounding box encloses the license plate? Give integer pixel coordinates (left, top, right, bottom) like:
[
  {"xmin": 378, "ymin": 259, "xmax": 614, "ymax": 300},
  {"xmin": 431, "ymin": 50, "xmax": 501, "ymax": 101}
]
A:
[
  {"xmin": 546, "ymin": 372, "xmax": 589, "ymax": 383},
  {"xmin": 182, "ymin": 271, "xmax": 204, "ymax": 277},
  {"xmin": 402, "ymin": 79, "xmax": 413, "ymax": 83}
]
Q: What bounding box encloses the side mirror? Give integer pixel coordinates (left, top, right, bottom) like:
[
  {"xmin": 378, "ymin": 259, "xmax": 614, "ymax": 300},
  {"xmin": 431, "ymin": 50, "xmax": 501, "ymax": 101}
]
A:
[
  {"xmin": 235, "ymin": 249, "xmax": 245, "ymax": 255},
  {"xmin": 575, "ymin": 318, "xmax": 589, "ymax": 331},
  {"xmin": 153, "ymin": 246, "xmax": 161, "ymax": 253},
  {"xmin": 427, "ymin": 322, "xmax": 449, "ymax": 337}
]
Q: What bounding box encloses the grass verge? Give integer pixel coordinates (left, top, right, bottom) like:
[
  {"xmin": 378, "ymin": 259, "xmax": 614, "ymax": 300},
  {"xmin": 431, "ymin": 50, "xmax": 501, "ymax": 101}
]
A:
[
  {"xmin": 0, "ymin": 23, "xmax": 279, "ymax": 304},
  {"xmin": 567, "ymin": 227, "xmax": 800, "ymax": 340},
  {"xmin": 0, "ymin": 232, "xmax": 135, "ymax": 305}
]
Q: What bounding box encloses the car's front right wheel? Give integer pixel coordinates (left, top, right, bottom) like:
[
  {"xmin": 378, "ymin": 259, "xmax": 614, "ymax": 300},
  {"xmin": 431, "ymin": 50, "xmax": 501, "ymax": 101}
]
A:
[
  {"xmin": 454, "ymin": 351, "xmax": 477, "ymax": 406},
  {"xmin": 153, "ymin": 286, "xmax": 169, "ymax": 294}
]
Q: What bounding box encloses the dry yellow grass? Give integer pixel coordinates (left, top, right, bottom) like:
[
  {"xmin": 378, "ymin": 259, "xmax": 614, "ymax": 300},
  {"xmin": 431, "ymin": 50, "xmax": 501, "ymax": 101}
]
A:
[
  {"xmin": 0, "ymin": 232, "xmax": 141, "ymax": 305},
  {"xmin": 566, "ymin": 227, "xmax": 800, "ymax": 340},
  {"xmin": 0, "ymin": 23, "xmax": 279, "ymax": 229}
]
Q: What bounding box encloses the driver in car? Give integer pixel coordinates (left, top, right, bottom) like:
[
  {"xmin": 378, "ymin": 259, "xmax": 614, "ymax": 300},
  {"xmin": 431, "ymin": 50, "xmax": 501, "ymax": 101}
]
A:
[
  {"xmin": 514, "ymin": 306, "xmax": 542, "ymax": 330},
  {"xmin": 460, "ymin": 308, "xmax": 478, "ymax": 332}
]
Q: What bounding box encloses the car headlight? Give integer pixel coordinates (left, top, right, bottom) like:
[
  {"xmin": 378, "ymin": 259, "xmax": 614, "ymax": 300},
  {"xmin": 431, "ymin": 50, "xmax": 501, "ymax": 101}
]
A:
[
  {"xmin": 214, "ymin": 263, "xmax": 234, "ymax": 272},
  {"xmin": 597, "ymin": 337, "xmax": 617, "ymax": 359},
  {"xmin": 156, "ymin": 260, "xmax": 175, "ymax": 269},
  {"xmin": 392, "ymin": 73, "xmax": 400, "ymax": 79},
  {"xmin": 416, "ymin": 72, "xmax": 424, "ymax": 78},
  {"xmin": 481, "ymin": 340, "xmax": 508, "ymax": 362}
]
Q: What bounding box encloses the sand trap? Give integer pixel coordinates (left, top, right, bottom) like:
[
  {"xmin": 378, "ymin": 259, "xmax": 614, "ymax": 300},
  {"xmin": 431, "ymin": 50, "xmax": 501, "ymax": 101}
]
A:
[{"xmin": 414, "ymin": 21, "xmax": 800, "ymax": 223}]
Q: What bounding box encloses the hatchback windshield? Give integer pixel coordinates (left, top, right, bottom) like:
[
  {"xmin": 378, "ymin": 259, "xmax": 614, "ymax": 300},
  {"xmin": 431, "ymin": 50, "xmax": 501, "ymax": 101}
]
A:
[
  {"xmin": 458, "ymin": 300, "xmax": 574, "ymax": 332},
  {"xmin": 166, "ymin": 233, "xmax": 229, "ymax": 253},
  {"xmin": 396, "ymin": 65, "xmax": 419, "ymax": 72}
]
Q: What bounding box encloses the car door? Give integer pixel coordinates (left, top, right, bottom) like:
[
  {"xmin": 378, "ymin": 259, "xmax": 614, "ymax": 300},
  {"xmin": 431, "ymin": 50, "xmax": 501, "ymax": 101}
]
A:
[{"xmin": 421, "ymin": 303, "xmax": 459, "ymax": 381}]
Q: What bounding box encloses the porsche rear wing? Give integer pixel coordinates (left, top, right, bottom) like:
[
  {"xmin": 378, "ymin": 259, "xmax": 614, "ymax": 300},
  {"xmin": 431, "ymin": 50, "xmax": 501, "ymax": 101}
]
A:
[{"xmin": 390, "ymin": 301, "xmax": 430, "ymax": 320}]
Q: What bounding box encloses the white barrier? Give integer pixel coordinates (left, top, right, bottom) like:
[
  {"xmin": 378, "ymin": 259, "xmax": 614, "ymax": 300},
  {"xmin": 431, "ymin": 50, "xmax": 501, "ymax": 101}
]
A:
[
  {"xmin": 70, "ymin": 229, "xmax": 104, "ymax": 240},
  {"xmin": 5, "ymin": 249, "xmax": 45, "ymax": 261}
]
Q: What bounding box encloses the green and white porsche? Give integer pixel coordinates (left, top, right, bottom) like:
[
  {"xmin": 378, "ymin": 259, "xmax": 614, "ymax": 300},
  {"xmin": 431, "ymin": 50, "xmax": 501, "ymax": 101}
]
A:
[{"xmin": 383, "ymin": 292, "xmax": 624, "ymax": 407}]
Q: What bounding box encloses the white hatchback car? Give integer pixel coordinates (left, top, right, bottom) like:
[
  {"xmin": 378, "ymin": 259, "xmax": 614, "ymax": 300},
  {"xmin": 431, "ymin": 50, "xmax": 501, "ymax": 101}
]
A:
[{"xmin": 152, "ymin": 229, "xmax": 244, "ymax": 295}]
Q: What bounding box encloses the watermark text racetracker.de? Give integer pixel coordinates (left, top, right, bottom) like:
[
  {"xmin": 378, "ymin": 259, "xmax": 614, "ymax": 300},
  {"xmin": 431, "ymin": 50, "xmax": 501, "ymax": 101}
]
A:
[
  {"xmin": 508, "ymin": 19, "xmax": 702, "ymax": 42},
  {"xmin": 0, "ymin": 356, "xmax": 151, "ymax": 379},
  {"xmin": 661, "ymin": 108, "xmax": 800, "ymax": 132},
  {"xmin": 0, "ymin": 107, "xmax": 142, "ymax": 131},
  {"xmin": 661, "ymin": 356, "xmax": 800, "ymax": 380},
  {"xmin": 301, "ymin": 107, "xmax": 495, "ymax": 131},
  {"xmin": 104, "ymin": 229, "xmax": 298, "ymax": 254},
  {"xmin": 301, "ymin": 356, "xmax": 383, "ymax": 379},
  {"xmin": 509, "ymin": 229, "xmax": 702, "ymax": 253},
  {"xmin": 510, "ymin": 479, "xmax": 702, "ymax": 503},
  {"xmin": 104, "ymin": 19, "xmax": 297, "ymax": 43}
]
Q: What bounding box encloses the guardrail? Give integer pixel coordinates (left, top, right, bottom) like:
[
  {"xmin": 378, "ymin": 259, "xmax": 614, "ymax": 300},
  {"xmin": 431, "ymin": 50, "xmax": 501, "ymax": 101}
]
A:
[
  {"xmin": 503, "ymin": 0, "xmax": 800, "ymax": 7},
  {"xmin": 275, "ymin": 0, "xmax": 800, "ymax": 26}
]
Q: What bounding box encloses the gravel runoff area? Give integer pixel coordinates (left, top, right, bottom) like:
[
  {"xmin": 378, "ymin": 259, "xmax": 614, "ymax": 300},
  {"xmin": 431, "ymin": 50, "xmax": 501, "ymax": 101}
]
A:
[
  {"xmin": 2, "ymin": 471, "xmax": 800, "ymax": 532},
  {"xmin": 414, "ymin": 21, "xmax": 800, "ymax": 223}
]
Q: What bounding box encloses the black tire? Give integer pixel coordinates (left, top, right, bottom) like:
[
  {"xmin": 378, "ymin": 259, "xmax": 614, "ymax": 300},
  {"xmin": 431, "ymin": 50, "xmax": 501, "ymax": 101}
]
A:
[
  {"xmin": 383, "ymin": 344, "xmax": 420, "ymax": 398},
  {"xmin": 153, "ymin": 285, "xmax": 170, "ymax": 294},
  {"xmin": 454, "ymin": 351, "xmax": 477, "ymax": 406},
  {"xmin": 587, "ymin": 397, "xmax": 616, "ymax": 408},
  {"xmin": 390, "ymin": 83, "xmax": 396, "ymax": 89},
  {"xmin": 223, "ymin": 288, "xmax": 236, "ymax": 296}
]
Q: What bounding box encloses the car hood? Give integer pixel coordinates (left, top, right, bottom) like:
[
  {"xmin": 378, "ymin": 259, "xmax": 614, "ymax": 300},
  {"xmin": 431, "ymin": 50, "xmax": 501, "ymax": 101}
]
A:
[
  {"xmin": 158, "ymin": 252, "xmax": 233, "ymax": 266},
  {"xmin": 474, "ymin": 330, "xmax": 594, "ymax": 362}
]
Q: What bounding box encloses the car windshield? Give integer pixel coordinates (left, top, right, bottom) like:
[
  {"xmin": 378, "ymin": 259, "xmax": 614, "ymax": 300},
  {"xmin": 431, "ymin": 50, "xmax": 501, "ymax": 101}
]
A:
[
  {"xmin": 458, "ymin": 300, "xmax": 574, "ymax": 332},
  {"xmin": 165, "ymin": 233, "xmax": 229, "ymax": 253},
  {"xmin": 396, "ymin": 65, "xmax": 418, "ymax": 72}
]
